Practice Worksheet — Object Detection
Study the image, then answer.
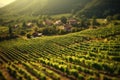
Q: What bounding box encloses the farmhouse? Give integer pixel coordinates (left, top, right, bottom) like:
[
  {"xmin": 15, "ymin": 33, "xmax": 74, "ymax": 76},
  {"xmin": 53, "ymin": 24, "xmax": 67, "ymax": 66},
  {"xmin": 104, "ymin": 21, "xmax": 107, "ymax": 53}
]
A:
[
  {"xmin": 64, "ymin": 23, "xmax": 72, "ymax": 31},
  {"xmin": 26, "ymin": 22, "xmax": 33, "ymax": 28},
  {"xmin": 13, "ymin": 24, "xmax": 19, "ymax": 29},
  {"xmin": 32, "ymin": 32, "xmax": 42, "ymax": 37},
  {"xmin": 54, "ymin": 20, "xmax": 62, "ymax": 26},
  {"xmin": 68, "ymin": 18, "xmax": 77, "ymax": 25},
  {"xmin": 43, "ymin": 20, "xmax": 53, "ymax": 26}
]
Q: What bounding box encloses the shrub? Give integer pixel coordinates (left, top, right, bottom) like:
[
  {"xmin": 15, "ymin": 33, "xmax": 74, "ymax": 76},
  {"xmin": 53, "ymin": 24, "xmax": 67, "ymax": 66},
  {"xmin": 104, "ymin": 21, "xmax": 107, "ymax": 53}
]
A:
[
  {"xmin": 26, "ymin": 34, "xmax": 31, "ymax": 38},
  {"xmin": 60, "ymin": 16, "xmax": 67, "ymax": 24},
  {"xmin": 40, "ymin": 73, "xmax": 46, "ymax": 80},
  {"xmin": 112, "ymin": 56, "xmax": 120, "ymax": 62},
  {"xmin": 69, "ymin": 69, "xmax": 79, "ymax": 77},
  {"xmin": 66, "ymin": 68, "xmax": 70, "ymax": 74},
  {"xmin": 103, "ymin": 76, "xmax": 112, "ymax": 80},
  {"xmin": 92, "ymin": 63, "xmax": 102, "ymax": 70},
  {"xmin": 42, "ymin": 26, "xmax": 57, "ymax": 35},
  {"xmin": 113, "ymin": 14, "xmax": 120, "ymax": 20},
  {"xmin": 102, "ymin": 64, "xmax": 114, "ymax": 73},
  {"xmin": 106, "ymin": 16, "xmax": 112, "ymax": 22},
  {"xmin": 60, "ymin": 66, "xmax": 66, "ymax": 72},
  {"xmin": 87, "ymin": 76, "xmax": 95, "ymax": 80},
  {"xmin": 20, "ymin": 31, "xmax": 26, "ymax": 35},
  {"xmin": 78, "ymin": 74, "xmax": 84, "ymax": 80},
  {"xmin": 83, "ymin": 69, "xmax": 93, "ymax": 75}
]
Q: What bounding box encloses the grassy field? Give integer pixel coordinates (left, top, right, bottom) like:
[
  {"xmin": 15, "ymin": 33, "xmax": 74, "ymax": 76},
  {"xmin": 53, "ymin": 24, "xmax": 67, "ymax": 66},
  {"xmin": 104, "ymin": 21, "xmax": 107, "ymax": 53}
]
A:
[
  {"xmin": 51, "ymin": 13, "xmax": 72, "ymax": 18},
  {"xmin": 0, "ymin": 25, "xmax": 120, "ymax": 80},
  {"xmin": 0, "ymin": 26, "xmax": 8, "ymax": 36}
]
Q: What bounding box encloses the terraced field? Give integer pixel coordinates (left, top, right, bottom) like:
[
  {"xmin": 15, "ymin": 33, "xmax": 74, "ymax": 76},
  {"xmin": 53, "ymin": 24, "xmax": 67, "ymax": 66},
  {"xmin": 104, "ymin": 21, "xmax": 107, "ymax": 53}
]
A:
[{"xmin": 0, "ymin": 25, "xmax": 120, "ymax": 80}]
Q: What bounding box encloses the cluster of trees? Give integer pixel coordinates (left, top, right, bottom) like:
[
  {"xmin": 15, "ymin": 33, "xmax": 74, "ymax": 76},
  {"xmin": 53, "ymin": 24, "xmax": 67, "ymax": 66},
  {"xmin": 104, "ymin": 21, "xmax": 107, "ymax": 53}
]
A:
[
  {"xmin": 106, "ymin": 14, "xmax": 120, "ymax": 22},
  {"xmin": 41, "ymin": 26, "xmax": 80, "ymax": 35},
  {"xmin": 0, "ymin": 25, "xmax": 18, "ymax": 41},
  {"xmin": 0, "ymin": 34, "xmax": 18, "ymax": 41}
]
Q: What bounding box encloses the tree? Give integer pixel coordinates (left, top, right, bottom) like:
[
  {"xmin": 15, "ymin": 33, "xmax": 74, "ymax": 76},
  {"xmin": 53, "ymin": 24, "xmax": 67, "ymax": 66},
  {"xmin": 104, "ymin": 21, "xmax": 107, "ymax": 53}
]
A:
[
  {"xmin": 0, "ymin": 19, "xmax": 3, "ymax": 25},
  {"xmin": 34, "ymin": 27, "xmax": 39, "ymax": 32},
  {"xmin": 113, "ymin": 14, "xmax": 120, "ymax": 20},
  {"xmin": 22, "ymin": 22, "xmax": 27, "ymax": 29},
  {"xmin": 103, "ymin": 10, "xmax": 110, "ymax": 17},
  {"xmin": 80, "ymin": 15, "xmax": 90, "ymax": 28},
  {"xmin": 106, "ymin": 16, "xmax": 112, "ymax": 22},
  {"xmin": 91, "ymin": 16, "xmax": 99, "ymax": 27},
  {"xmin": 42, "ymin": 26, "xmax": 57, "ymax": 35},
  {"xmin": 26, "ymin": 34, "xmax": 31, "ymax": 38},
  {"xmin": 61, "ymin": 16, "xmax": 67, "ymax": 24},
  {"xmin": 71, "ymin": 9, "xmax": 76, "ymax": 15},
  {"xmin": 8, "ymin": 25, "xmax": 13, "ymax": 37},
  {"xmin": 36, "ymin": 20, "xmax": 44, "ymax": 27},
  {"xmin": 20, "ymin": 30, "xmax": 26, "ymax": 36}
]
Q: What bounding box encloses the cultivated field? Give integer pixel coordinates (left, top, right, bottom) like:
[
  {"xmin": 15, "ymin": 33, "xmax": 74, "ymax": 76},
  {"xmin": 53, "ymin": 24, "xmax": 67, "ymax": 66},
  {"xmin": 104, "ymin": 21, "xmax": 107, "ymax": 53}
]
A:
[{"xmin": 0, "ymin": 25, "xmax": 120, "ymax": 80}]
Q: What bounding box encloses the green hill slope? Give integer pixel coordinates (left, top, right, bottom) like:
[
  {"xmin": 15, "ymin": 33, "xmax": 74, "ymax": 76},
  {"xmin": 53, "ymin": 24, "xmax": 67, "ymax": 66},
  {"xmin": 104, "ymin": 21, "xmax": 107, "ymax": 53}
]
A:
[
  {"xmin": 78, "ymin": 0, "xmax": 120, "ymax": 17},
  {"xmin": 0, "ymin": 0, "xmax": 120, "ymax": 18},
  {"xmin": 0, "ymin": 25, "xmax": 120, "ymax": 79},
  {"xmin": 0, "ymin": 0, "xmax": 89, "ymax": 16}
]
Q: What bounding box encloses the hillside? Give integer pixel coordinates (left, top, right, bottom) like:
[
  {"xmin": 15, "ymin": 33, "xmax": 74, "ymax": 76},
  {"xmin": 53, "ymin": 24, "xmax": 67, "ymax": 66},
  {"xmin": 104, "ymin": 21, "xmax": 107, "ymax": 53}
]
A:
[
  {"xmin": 0, "ymin": 0, "xmax": 120, "ymax": 18},
  {"xmin": 78, "ymin": 0, "xmax": 120, "ymax": 17},
  {"xmin": 0, "ymin": 25, "xmax": 120, "ymax": 80},
  {"xmin": 0, "ymin": 0, "xmax": 89, "ymax": 16}
]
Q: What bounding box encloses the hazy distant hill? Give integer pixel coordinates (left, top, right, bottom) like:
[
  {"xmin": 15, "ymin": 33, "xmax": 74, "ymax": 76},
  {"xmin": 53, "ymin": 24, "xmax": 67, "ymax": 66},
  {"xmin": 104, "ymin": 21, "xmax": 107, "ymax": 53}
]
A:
[{"xmin": 0, "ymin": 0, "xmax": 120, "ymax": 17}]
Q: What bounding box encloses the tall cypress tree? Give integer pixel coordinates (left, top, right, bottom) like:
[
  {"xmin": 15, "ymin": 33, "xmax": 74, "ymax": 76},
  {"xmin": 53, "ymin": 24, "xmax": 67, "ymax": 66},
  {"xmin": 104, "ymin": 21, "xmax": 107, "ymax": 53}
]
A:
[{"xmin": 8, "ymin": 25, "xmax": 13, "ymax": 37}]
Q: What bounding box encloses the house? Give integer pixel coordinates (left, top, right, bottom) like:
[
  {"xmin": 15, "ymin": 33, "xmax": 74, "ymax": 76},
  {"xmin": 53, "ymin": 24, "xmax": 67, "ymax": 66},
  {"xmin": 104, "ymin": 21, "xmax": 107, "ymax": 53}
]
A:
[
  {"xmin": 58, "ymin": 26, "xmax": 65, "ymax": 30},
  {"xmin": 38, "ymin": 33, "xmax": 43, "ymax": 37},
  {"xmin": 43, "ymin": 20, "xmax": 53, "ymax": 26},
  {"xmin": 68, "ymin": 18, "xmax": 77, "ymax": 25},
  {"xmin": 26, "ymin": 22, "xmax": 33, "ymax": 28},
  {"xmin": 64, "ymin": 23, "xmax": 72, "ymax": 31},
  {"xmin": 32, "ymin": 32, "xmax": 42, "ymax": 37},
  {"xmin": 54, "ymin": 20, "xmax": 62, "ymax": 26},
  {"xmin": 13, "ymin": 24, "xmax": 19, "ymax": 29}
]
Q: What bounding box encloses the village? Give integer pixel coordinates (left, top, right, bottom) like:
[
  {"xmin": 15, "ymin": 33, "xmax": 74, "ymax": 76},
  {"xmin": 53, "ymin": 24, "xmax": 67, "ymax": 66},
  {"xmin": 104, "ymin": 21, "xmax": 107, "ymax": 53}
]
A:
[
  {"xmin": 10, "ymin": 15, "xmax": 107, "ymax": 39},
  {"xmin": 0, "ymin": 14, "xmax": 113, "ymax": 41}
]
